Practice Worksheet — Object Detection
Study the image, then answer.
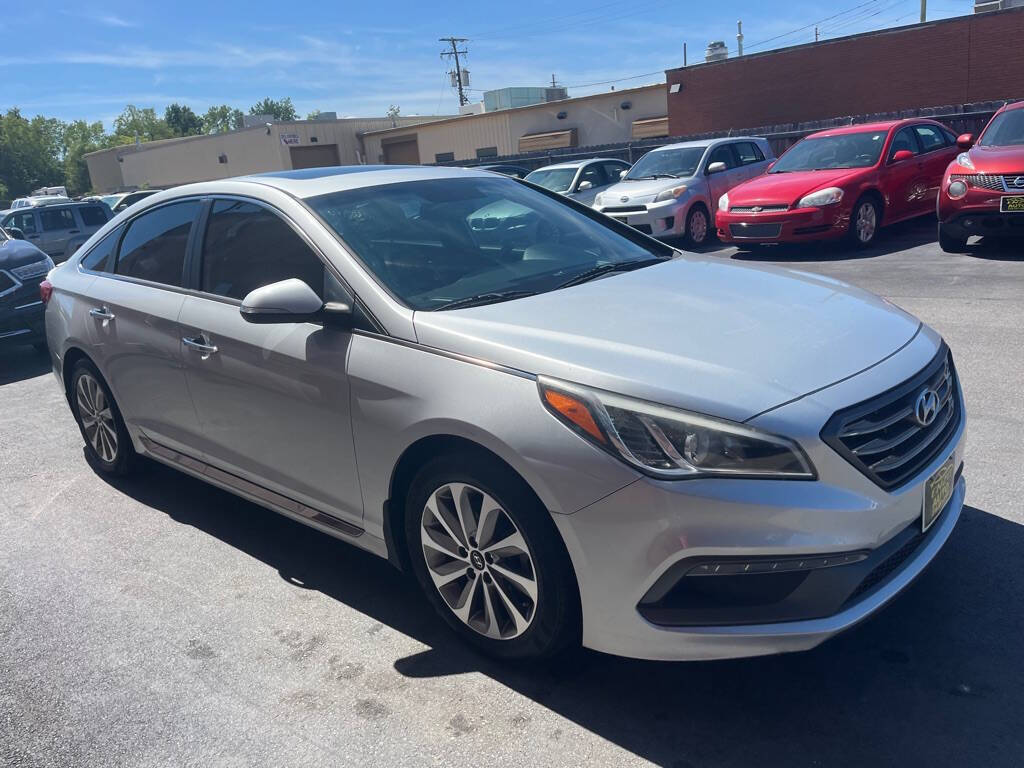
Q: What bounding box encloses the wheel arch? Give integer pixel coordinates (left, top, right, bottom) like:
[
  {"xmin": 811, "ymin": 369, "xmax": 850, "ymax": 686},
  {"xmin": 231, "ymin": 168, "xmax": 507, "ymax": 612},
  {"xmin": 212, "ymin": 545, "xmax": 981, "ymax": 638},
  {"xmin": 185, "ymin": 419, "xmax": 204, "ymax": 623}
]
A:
[{"xmin": 857, "ymin": 187, "xmax": 886, "ymax": 223}]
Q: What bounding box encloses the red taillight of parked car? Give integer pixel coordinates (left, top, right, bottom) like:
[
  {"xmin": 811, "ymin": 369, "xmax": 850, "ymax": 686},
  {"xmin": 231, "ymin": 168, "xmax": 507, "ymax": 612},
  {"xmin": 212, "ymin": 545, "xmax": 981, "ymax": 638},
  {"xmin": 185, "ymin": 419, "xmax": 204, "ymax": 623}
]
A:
[{"xmin": 40, "ymin": 280, "xmax": 53, "ymax": 304}]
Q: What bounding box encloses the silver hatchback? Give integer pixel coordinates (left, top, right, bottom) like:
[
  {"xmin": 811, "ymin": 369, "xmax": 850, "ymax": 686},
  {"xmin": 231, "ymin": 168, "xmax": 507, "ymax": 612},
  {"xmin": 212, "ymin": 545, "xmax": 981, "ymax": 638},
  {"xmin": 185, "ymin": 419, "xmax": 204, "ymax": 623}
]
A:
[{"xmin": 43, "ymin": 166, "xmax": 965, "ymax": 661}]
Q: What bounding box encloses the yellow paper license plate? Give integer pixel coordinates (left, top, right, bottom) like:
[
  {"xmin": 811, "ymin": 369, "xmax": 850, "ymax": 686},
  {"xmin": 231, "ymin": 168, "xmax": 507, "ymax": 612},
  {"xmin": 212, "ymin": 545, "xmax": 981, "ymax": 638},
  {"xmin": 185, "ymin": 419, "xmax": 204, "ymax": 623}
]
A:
[
  {"xmin": 923, "ymin": 456, "xmax": 955, "ymax": 532},
  {"xmin": 1001, "ymin": 196, "xmax": 1024, "ymax": 213}
]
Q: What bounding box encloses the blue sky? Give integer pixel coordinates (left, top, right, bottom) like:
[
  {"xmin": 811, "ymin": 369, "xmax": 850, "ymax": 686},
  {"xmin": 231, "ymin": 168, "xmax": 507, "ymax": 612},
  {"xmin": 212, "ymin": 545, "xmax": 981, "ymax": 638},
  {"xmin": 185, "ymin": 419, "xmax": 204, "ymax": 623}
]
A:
[{"xmin": 4, "ymin": 0, "xmax": 967, "ymax": 128}]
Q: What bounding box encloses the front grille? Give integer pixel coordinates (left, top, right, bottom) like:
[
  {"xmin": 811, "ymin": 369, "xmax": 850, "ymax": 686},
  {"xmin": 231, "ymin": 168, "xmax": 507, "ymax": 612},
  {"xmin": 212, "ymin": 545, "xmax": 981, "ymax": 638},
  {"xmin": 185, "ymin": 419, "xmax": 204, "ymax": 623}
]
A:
[
  {"xmin": 729, "ymin": 222, "xmax": 783, "ymax": 239},
  {"xmin": 632, "ymin": 223, "xmax": 653, "ymax": 234},
  {"xmin": 729, "ymin": 205, "xmax": 789, "ymax": 213},
  {"xmin": 602, "ymin": 205, "xmax": 647, "ymax": 214},
  {"xmin": 821, "ymin": 345, "xmax": 961, "ymax": 490},
  {"xmin": 952, "ymin": 173, "xmax": 1024, "ymax": 192}
]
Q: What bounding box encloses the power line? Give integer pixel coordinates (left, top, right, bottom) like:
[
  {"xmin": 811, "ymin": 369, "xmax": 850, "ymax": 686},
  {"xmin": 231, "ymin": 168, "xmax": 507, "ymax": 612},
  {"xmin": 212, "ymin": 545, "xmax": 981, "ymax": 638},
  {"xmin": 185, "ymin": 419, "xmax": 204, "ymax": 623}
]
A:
[{"xmin": 744, "ymin": 0, "xmax": 882, "ymax": 51}]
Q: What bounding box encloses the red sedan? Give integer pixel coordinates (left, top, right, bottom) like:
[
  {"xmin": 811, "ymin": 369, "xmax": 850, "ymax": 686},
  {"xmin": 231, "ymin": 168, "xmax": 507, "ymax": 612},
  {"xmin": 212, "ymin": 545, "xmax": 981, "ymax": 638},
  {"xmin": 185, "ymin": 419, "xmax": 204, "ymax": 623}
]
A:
[
  {"xmin": 937, "ymin": 100, "xmax": 1024, "ymax": 252},
  {"xmin": 716, "ymin": 119, "xmax": 959, "ymax": 248}
]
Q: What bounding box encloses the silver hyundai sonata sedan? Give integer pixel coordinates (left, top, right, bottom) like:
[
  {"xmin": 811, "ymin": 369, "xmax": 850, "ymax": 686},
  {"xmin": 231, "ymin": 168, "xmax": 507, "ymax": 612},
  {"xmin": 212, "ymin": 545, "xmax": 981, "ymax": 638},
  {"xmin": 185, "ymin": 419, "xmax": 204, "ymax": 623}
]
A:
[{"xmin": 42, "ymin": 166, "xmax": 965, "ymax": 661}]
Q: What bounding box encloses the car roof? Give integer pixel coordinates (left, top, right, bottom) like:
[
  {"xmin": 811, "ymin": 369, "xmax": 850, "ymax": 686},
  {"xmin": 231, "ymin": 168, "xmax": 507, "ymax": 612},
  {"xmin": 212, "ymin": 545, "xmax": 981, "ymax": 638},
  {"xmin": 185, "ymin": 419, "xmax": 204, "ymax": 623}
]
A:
[
  {"xmin": 647, "ymin": 136, "xmax": 764, "ymax": 153},
  {"xmin": 231, "ymin": 164, "xmax": 502, "ymax": 199},
  {"xmin": 995, "ymin": 99, "xmax": 1024, "ymax": 114},
  {"xmin": 530, "ymin": 157, "xmax": 626, "ymax": 171},
  {"xmin": 808, "ymin": 119, "xmax": 947, "ymax": 138}
]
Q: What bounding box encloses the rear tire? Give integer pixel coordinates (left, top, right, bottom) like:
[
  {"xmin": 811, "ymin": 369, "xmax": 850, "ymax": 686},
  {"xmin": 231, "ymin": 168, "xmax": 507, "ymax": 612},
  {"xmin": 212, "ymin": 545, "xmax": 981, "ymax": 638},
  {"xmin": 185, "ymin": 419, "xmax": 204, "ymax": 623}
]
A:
[
  {"xmin": 404, "ymin": 452, "xmax": 579, "ymax": 660},
  {"xmin": 684, "ymin": 204, "xmax": 712, "ymax": 248},
  {"xmin": 847, "ymin": 196, "xmax": 880, "ymax": 248},
  {"xmin": 938, "ymin": 223, "xmax": 968, "ymax": 254},
  {"xmin": 69, "ymin": 360, "xmax": 137, "ymax": 476}
]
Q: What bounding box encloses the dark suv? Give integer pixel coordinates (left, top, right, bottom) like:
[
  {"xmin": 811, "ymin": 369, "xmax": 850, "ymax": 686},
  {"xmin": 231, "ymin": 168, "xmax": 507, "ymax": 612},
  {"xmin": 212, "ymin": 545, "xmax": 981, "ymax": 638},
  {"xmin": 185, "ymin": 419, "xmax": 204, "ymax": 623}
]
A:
[
  {"xmin": 1, "ymin": 201, "xmax": 112, "ymax": 263},
  {"xmin": 0, "ymin": 226, "xmax": 52, "ymax": 350}
]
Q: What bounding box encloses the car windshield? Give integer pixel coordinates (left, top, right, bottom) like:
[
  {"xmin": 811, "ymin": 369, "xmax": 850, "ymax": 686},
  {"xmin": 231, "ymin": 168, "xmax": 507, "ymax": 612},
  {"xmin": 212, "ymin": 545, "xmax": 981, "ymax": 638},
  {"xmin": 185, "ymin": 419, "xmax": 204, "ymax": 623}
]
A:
[
  {"xmin": 771, "ymin": 131, "xmax": 886, "ymax": 172},
  {"xmin": 625, "ymin": 147, "xmax": 705, "ymax": 180},
  {"xmin": 525, "ymin": 168, "xmax": 577, "ymax": 193},
  {"xmin": 306, "ymin": 177, "xmax": 671, "ymax": 310},
  {"xmin": 100, "ymin": 194, "xmax": 124, "ymax": 208},
  {"xmin": 980, "ymin": 109, "xmax": 1024, "ymax": 147}
]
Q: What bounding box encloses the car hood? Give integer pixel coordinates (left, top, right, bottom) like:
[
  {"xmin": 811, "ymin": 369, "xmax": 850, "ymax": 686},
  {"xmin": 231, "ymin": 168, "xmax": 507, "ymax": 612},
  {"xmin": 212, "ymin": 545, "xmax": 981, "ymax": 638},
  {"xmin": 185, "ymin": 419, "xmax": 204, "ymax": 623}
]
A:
[
  {"xmin": 965, "ymin": 144, "xmax": 1024, "ymax": 174},
  {"xmin": 729, "ymin": 169, "xmax": 863, "ymax": 206},
  {"xmin": 601, "ymin": 177, "xmax": 697, "ymax": 204},
  {"xmin": 0, "ymin": 237, "xmax": 48, "ymax": 268},
  {"xmin": 413, "ymin": 257, "xmax": 921, "ymax": 422}
]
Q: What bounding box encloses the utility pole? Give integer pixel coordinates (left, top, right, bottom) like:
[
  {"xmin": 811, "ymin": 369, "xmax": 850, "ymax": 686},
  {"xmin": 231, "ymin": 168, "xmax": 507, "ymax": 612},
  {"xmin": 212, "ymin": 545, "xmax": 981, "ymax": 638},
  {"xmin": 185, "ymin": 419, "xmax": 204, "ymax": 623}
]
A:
[
  {"xmin": 439, "ymin": 37, "xmax": 470, "ymax": 106},
  {"xmin": 550, "ymin": 74, "xmax": 558, "ymax": 88},
  {"xmin": 920, "ymin": 0, "xmax": 926, "ymax": 22},
  {"xmin": 815, "ymin": 26, "xmax": 819, "ymax": 42}
]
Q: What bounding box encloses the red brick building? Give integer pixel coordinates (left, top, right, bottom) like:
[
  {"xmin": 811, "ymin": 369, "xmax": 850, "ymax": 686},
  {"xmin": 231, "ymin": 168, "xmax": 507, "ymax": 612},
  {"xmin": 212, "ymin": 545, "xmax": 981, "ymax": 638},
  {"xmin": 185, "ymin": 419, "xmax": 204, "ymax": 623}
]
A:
[{"xmin": 666, "ymin": 8, "xmax": 1024, "ymax": 136}]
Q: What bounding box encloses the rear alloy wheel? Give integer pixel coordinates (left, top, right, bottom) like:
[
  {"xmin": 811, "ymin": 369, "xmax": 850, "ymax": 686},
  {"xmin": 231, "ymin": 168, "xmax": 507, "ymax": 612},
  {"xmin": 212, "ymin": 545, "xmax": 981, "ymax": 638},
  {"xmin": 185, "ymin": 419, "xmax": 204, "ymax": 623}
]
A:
[
  {"xmin": 848, "ymin": 197, "xmax": 880, "ymax": 247},
  {"xmin": 938, "ymin": 223, "xmax": 968, "ymax": 254},
  {"xmin": 70, "ymin": 361, "xmax": 137, "ymax": 476},
  {"xmin": 405, "ymin": 454, "xmax": 579, "ymax": 660},
  {"xmin": 685, "ymin": 205, "xmax": 711, "ymax": 248}
]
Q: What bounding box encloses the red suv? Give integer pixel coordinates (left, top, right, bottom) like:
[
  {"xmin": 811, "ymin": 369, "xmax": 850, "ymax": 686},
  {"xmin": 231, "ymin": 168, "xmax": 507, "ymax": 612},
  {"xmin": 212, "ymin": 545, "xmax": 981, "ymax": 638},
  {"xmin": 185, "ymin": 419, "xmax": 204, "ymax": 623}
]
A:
[
  {"xmin": 717, "ymin": 120, "xmax": 959, "ymax": 248},
  {"xmin": 937, "ymin": 100, "xmax": 1024, "ymax": 252}
]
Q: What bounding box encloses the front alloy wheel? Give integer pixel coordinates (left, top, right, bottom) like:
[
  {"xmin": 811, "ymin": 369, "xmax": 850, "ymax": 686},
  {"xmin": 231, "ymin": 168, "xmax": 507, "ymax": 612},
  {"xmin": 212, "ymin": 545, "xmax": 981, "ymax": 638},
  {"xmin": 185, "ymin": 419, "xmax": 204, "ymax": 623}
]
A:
[
  {"xmin": 850, "ymin": 198, "xmax": 879, "ymax": 246},
  {"xmin": 421, "ymin": 482, "xmax": 538, "ymax": 640}
]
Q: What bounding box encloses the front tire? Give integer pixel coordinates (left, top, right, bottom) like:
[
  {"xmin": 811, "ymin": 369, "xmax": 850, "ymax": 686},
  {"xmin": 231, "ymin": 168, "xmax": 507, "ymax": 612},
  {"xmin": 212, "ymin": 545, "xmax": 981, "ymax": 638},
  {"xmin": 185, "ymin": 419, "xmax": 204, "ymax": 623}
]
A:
[
  {"xmin": 404, "ymin": 453, "xmax": 579, "ymax": 660},
  {"xmin": 684, "ymin": 204, "xmax": 712, "ymax": 248},
  {"xmin": 70, "ymin": 360, "xmax": 137, "ymax": 476},
  {"xmin": 848, "ymin": 197, "xmax": 880, "ymax": 248},
  {"xmin": 938, "ymin": 223, "xmax": 968, "ymax": 253}
]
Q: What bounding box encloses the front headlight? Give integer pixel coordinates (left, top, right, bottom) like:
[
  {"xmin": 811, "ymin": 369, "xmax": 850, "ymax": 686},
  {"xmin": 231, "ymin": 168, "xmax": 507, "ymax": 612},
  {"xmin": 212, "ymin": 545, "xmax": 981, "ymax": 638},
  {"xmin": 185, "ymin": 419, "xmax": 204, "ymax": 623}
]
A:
[
  {"xmin": 9, "ymin": 257, "xmax": 54, "ymax": 281},
  {"xmin": 718, "ymin": 193, "xmax": 730, "ymax": 212},
  {"xmin": 538, "ymin": 377, "xmax": 815, "ymax": 480},
  {"xmin": 654, "ymin": 185, "xmax": 688, "ymax": 203},
  {"xmin": 593, "ymin": 193, "xmax": 605, "ymax": 207},
  {"xmin": 956, "ymin": 152, "xmax": 974, "ymax": 170},
  {"xmin": 796, "ymin": 187, "xmax": 844, "ymax": 208}
]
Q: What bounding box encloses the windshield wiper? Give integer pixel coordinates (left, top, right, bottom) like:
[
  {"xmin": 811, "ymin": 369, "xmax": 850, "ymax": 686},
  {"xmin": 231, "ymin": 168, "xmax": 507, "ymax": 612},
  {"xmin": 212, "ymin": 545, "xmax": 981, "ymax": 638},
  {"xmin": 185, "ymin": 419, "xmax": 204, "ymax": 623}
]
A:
[
  {"xmin": 630, "ymin": 173, "xmax": 679, "ymax": 180},
  {"xmin": 436, "ymin": 290, "xmax": 537, "ymax": 311},
  {"xmin": 556, "ymin": 258, "xmax": 667, "ymax": 290}
]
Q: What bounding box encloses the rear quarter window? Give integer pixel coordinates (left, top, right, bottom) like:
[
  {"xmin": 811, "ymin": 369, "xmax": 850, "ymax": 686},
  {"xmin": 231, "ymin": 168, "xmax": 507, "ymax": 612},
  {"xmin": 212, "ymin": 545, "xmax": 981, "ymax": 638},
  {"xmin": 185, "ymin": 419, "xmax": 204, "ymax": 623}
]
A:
[
  {"xmin": 78, "ymin": 206, "xmax": 109, "ymax": 227},
  {"xmin": 40, "ymin": 208, "xmax": 76, "ymax": 231}
]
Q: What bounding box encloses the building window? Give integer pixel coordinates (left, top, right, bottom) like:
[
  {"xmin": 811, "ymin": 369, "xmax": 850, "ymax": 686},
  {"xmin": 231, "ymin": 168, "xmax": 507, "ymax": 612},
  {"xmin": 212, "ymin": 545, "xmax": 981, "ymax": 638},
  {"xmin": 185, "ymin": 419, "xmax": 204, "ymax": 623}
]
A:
[
  {"xmin": 435, "ymin": 152, "xmax": 455, "ymax": 163},
  {"xmin": 475, "ymin": 146, "xmax": 498, "ymax": 159}
]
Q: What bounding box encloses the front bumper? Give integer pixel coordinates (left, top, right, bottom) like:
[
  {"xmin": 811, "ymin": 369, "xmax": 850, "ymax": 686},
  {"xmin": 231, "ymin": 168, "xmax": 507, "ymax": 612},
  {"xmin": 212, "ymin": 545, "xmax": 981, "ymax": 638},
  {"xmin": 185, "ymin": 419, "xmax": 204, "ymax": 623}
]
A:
[
  {"xmin": 716, "ymin": 204, "xmax": 849, "ymax": 244},
  {"xmin": 938, "ymin": 183, "xmax": 1024, "ymax": 238},
  {"xmin": 552, "ymin": 331, "xmax": 966, "ymax": 660},
  {"xmin": 596, "ymin": 197, "xmax": 691, "ymax": 238}
]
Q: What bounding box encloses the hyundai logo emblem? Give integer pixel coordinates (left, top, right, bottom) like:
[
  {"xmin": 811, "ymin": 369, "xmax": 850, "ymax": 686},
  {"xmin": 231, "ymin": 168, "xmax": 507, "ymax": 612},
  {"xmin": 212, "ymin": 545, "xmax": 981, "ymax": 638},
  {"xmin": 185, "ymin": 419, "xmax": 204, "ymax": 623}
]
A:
[
  {"xmin": 1013, "ymin": 176, "xmax": 1024, "ymax": 189},
  {"xmin": 914, "ymin": 388, "xmax": 940, "ymax": 427}
]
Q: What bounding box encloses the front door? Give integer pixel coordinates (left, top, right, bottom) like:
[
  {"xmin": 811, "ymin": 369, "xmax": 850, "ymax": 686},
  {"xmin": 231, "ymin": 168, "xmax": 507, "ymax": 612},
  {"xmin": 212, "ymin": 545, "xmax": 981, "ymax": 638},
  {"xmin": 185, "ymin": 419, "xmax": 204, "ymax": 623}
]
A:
[
  {"xmin": 177, "ymin": 198, "xmax": 363, "ymax": 525},
  {"xmin": 884, "ymin": 126, "xmax": 927, "ymax": 222},
  {"xmin": 84, "ymin": 200, "xmax": 204, "ymax": 454}
]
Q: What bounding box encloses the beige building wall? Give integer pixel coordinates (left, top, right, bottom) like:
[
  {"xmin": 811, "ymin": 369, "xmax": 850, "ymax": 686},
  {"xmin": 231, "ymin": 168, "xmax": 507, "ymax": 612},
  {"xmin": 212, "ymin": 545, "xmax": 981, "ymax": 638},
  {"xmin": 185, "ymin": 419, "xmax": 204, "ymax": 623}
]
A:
[
  {"xmin": 84, "ymin": 116, "xmax": 449, "ymax": 192},
  {"xmin": 361, "ymin": 84, "xmax": 667, "ymax": 164}
]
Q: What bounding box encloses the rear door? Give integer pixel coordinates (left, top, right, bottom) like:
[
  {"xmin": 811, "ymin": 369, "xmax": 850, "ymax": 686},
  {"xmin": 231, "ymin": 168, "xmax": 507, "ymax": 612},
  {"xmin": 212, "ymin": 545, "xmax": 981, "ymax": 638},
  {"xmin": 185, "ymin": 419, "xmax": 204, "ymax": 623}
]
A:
[
  {"xmin": 883, "ymin": 126, "xmax": 926, "ymax": 222},
  {"xmin": 914, "ymin": 124, "xmax": 959, "ymax": 212},
  {"xmin": 733, "ymin": 141, "xmax": 771, "ymax": 182},
  {"xmin": 82, "ymin": 200, "xmax": 204, "ymax": 454},
  {"xmin": 177, "ymin": 197, "xmax": 363, "ymax": 525},
  {"xmin": 705, "ymin": 144, "xmax": 741, "ymax": 214},
  {"xmin": 37, "ymin": 207, "xmax": 80, "ymax": 260}
]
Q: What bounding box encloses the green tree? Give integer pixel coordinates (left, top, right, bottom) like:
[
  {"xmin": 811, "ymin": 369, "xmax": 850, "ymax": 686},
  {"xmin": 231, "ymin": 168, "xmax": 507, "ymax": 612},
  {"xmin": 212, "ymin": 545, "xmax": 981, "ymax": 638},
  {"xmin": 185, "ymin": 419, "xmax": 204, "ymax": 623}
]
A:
[
  {"xmin": 306, "ymin": 109, "xmax": 321, "ymax": 120},
  {"xmin": 113, "ymin": 105, "xmax": 173, "ymax": 143},
  {"xmin": 164, "ymin": 103, "xmax": 203, "ymax": 137},
  {"xmin": 202, "ymin": 104, "xmax": 244, "ymax": 134},
  {"xmin": 249, "ymin": 97, "xmax": 296, "ymax": 122},
  {"xmin": 61, "ymin": 119, "xmax": 107, "ymax": 195},
  {"xmin": 0, "ymin": 108, "xmax": 64, "ymax": 197}
]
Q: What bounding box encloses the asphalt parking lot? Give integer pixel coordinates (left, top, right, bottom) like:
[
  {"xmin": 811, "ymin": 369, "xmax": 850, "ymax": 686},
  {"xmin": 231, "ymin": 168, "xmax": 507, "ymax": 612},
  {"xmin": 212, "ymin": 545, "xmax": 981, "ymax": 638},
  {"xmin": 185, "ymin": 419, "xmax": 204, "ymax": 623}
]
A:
[{"xmin": 2, "ymin": 218, "xmax": 1022, "ymax": 768}]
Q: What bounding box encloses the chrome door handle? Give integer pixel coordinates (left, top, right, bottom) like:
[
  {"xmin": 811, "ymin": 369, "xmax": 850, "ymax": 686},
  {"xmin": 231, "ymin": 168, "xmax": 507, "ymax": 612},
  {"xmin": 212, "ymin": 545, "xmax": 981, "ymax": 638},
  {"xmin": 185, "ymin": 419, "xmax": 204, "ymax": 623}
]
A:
[
  {"xmin": 182, "ymin": 336, "xmax": 218, "ymax": 358},
  {"xmin": 89, "ymin": 307, "xmax": 115, "ymax": 321}
]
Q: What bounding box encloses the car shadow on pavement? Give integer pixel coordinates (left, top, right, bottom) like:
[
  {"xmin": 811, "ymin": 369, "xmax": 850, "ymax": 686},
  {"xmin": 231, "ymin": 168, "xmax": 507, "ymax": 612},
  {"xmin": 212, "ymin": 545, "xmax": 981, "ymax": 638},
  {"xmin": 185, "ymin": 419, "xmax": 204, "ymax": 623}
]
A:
[
  {"xmin": 726, "ymin": 218, "xmax": 939, "ymax": 263},
  {"xmin": 102, "ymin": 462, "xmax": 1023, "ymax": 767},
  {"xmin": 963, "ymin": 236, "xmax": 1024, "ymax": 261},
  {"xmin": 0, "ymin": 345, "xmax": 51, "ymax": 385}
]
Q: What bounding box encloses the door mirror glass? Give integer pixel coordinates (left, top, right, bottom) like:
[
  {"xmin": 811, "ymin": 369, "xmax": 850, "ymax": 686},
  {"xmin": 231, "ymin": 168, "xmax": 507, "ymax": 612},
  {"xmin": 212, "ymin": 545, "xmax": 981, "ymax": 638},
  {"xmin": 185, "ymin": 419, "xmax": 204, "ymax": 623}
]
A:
[
  {"xmin": 240, "ymin": 278, "xmax": 352, "ymax": 326},
  {"xmin": 956, "ymin": 133, "xmax": 975, "ymax": 150},
  {"xmin": 891, "ymin": 149, "xmax": 915, "ymax": 163},
  {"xmin": 6, "ymin": 227, "xmax": 25, "ymax": 240},
  {"xmin": 576, "ymin": 180, "xmax": 593, "ymax": 191},
  {"xmin": 706, "ymin": 161, "xmax": 727, "ymax": 175}
]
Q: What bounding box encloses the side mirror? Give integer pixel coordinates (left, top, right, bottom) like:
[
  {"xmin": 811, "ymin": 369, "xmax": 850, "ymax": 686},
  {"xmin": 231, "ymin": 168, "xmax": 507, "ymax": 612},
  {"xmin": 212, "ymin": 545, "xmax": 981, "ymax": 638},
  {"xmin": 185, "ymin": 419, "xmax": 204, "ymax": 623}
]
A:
[
  {"xmin": 891, "ymin": 149, "xmax": 915, "ymax": 163},
  {"xmin": 766, "ymin": 160, "xmax": 776, "ymax": 172},
  {"xmin": 956, "ymin": 133, "xmax": 975, "ymax": 150},
  {"xmin": 577, "ymin": 180, "xmax": 594, "ymax": 191},
  {"xmin": 240, "ymin": 278, "xmax": 351, "ymax": 327},
  {"xmin": 6, "ymin": 227, "xmax": 25, "ymax": 240},
  {"xmin": 706, "ymin": 161, "xmax": 727, "ymax": 175},
  {"xmin": 619, "ymin": 169, "xmax": 628, "ymax": 179}
]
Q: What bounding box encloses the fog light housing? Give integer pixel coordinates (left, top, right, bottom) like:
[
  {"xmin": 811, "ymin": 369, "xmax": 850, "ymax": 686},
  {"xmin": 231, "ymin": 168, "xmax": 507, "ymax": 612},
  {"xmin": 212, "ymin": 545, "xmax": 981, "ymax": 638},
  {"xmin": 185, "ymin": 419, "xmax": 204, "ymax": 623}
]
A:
[{"xmin": 948, "ymin": 180, "xmax": 968, "ymax": 199}]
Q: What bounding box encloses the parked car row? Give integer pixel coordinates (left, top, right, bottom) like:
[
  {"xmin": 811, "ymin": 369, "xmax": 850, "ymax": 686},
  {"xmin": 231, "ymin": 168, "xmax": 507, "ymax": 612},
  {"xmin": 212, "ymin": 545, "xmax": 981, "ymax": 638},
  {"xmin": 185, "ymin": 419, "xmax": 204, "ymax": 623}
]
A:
[{"xmin": 514, "ymin": 101, "xmax": 1024, "ymax": 251}]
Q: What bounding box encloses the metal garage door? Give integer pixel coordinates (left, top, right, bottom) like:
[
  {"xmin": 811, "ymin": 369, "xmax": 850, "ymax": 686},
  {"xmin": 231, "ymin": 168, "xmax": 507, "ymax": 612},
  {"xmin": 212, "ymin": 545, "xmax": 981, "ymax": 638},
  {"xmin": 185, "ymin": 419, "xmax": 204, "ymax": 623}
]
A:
[
  {"xmin": 383, "ymin": 138, "xmax": 420, "ymax": 164},
  {"xmin": 289, "ymin": 144, "xmax": 340, "ymax": 169}
]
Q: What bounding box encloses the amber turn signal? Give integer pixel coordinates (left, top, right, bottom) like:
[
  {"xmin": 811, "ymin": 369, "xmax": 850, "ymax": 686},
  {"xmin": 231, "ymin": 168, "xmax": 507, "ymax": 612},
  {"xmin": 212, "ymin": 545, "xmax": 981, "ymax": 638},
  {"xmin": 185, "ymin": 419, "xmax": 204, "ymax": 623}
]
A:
[{"xmin": 542, "ymin": 388, "xmax": 606, "ymax": 443}]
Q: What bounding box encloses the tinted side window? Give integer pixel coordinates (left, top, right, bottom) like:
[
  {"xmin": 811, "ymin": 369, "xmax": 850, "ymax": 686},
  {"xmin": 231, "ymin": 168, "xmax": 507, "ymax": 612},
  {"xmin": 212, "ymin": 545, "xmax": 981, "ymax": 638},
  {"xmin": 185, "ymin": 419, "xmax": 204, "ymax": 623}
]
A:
[
  {"xmin": 707, "ymin": 145, "xmax": 737, "ymax": 170},
  {"xmin": 116, "ymin": 201, "xmax": 199, "ymax": 287},
  {"xmin": 889, "ymin": 127, "xmax": 920, "ymax": 158},
  {"xmin": 10, "ymin": 212, "xmax": 38, "ymax": 234},
  {"xmin": 602, "ymin": 162, "xmax": 629, "ymax": 181},
  {"xmin": 40, "ymin": 208, "xmax": 76, "ymax": 231},
  {"xmin": 78, "ymin": 205, "xmax": 109, "ymax": 227},
  {"xmin": 735, "ymin": 142, "xmax": 765, "ymax": 165},
  {"xmin": 80, "ymin": 226, "xmax": 123, "ymax": 272},
  {"xmin": 577, "ymin": 163, "xmax": 608, "ymax": 189},
  {"xmin": 200, "ymin": 199, "xmax": 325, "ymax": 301},
  {"xmin": 915, "ymin": 125, "xmax": 946, "ymax": 153}
]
